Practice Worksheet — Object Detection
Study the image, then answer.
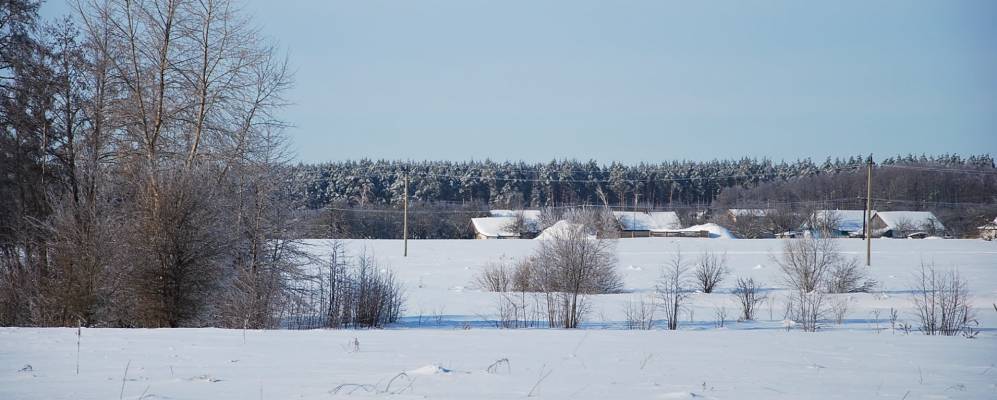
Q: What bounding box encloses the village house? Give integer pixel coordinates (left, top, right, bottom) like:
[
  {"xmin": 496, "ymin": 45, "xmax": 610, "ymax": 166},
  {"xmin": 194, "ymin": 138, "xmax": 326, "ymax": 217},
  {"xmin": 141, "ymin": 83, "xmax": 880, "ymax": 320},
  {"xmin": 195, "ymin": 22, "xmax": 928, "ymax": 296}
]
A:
[
  {"xmin": 726, "ymin": 208, "xmax": 774, "ymax": 222},
  {"xmin": 470, "ymin": 217, "xmax": 521, "ymax": 239},
  {"xmin": 489, "ymin": 209, "xmax": 542, "ymax": 237},
  {"xmin": 613, "ymin": 211, "xmax": 682, "ymax": 237},
  {"xmin": 804, "ymin": 209, "xmax": 876, "ymax": 237},
  {"xmin": 978, "ymin": 218, "xmax": 997, "ymax": 241},
  {"xmin": 869, "ymin": 211, "xmax": 945, "ymax": 238}
]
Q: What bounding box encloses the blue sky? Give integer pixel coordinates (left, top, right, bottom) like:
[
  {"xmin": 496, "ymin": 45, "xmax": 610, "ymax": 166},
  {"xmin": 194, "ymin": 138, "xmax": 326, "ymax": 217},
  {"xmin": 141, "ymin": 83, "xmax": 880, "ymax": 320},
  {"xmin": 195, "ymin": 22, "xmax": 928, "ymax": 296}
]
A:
[{"xmin": 42, "ymin": 0, "xmax": 997, "ymax": 163}]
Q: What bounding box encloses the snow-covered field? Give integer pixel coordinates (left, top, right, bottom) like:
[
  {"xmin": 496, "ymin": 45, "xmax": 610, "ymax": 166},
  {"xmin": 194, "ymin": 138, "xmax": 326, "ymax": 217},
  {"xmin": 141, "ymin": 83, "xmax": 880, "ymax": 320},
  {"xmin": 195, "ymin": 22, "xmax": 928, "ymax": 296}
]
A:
[{"xmin": 2, "ymin": 238, "xmax": 996, "ymax": 399}]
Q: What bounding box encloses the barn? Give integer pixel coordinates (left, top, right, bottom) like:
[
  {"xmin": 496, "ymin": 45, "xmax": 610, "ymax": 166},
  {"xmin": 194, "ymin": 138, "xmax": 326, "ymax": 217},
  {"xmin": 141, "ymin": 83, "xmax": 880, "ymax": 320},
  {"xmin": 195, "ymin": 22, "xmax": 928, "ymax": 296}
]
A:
[
  {"xmin": 869, "ymin": 211, "xmax": 945, "ymax": 238},
  {"xmin": 470, "ymin": 217, "xmax": 521, "ymax": 239}
]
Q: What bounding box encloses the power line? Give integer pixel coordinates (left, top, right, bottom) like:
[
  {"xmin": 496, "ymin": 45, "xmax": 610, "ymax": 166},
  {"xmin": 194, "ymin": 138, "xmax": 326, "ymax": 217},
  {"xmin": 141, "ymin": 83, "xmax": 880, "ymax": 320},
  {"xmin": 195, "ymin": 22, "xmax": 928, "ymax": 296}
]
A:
[
  {"xmin": 319, "ymin": 197, "xmax": 994, "ymax": 215},
  {"xmin": 878, "ymin": 164, "xmax": 997, "ymax": 176}
]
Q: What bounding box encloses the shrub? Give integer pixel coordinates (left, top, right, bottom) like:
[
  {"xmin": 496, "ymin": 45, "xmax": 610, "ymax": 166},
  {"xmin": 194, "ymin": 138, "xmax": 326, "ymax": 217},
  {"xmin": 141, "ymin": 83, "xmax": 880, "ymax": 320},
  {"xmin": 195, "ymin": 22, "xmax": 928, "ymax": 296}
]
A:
[
  {"xmin": 911, "ymin": 262, "xmax": 974, "ymax": 336},
  {"xmin": 476, "ymin": 261, "xmax": 513, "ymax": 292},
  {"xmin": 657, "ymin": 249, "xmax": 690, "ymax": 330},
  {"xmin": 694, "ymin": 249, "xmax": 729, "ymax": 293},
  {"xmin": 533, "ymin": 224, "xmax": 620, "ymax": 328},
  {"xmin": 732, "ymin": 277, "xmax": 766, "ymax": 321}
]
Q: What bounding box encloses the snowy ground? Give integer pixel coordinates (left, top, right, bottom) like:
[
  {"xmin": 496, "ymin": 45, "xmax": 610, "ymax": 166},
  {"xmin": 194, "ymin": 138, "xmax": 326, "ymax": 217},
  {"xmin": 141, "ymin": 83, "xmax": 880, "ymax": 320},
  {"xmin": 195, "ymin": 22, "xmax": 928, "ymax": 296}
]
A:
[{"xmin": 2, "ymin": 238, "xmax": 996, "ymax": 399}]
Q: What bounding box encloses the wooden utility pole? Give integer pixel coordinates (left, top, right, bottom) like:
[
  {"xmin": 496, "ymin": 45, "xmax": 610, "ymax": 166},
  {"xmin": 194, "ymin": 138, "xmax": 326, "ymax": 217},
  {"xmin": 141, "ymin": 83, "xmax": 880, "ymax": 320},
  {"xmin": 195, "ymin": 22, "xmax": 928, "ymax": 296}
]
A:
[
  {"xmin": 865, "ymin": 158, "xmax": 873, "ymax": 266},
  {"xmin": 632, "ymin": 192, "xmax": 639, "ymax": 238},
  {"xmin": 403, "ymin": 173, "xmax": 409, "ymax": 257}
]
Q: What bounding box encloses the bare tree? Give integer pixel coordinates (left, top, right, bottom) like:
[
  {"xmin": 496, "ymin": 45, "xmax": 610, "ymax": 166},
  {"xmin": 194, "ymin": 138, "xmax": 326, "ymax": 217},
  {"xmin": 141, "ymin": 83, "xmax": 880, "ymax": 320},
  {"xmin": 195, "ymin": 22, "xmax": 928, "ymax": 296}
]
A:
[
  {"xmin": 891, "ymin": 217, "xmax": 916, "ymax": 238},
  {"xmin": 623, "ymin": 295, "xmax": 656, "ymax": 330},
  {"xmin": 775, "ymin": 237, "xmax": 847, "ymax": 332},
  {"xmin": 830, "ymin": 296, "xmax": 851, "ymax": 325},
  {"xmin": 533, "ymin": 223, "xmax": 619, "ymax": 328},
  {"xmin": 537, "ymin": 207, "xmax": 563, "ymax": 232},
  {"xmin": 563, "ymin": 207, "xmax": 619, "ymax": 239},
  {"xmin": 292, "ymin": 243, "xmax": 405, "ymax": 330},
  {"xmin": 475, "ymin": 261, "xmax": 513, "ymax": 292},
  {"xmin": 694, "ymin": 249, "xmax": 729, "ymax": 293},
  {"xmin": 656, "ymin": 249, "xmax": 690, "ymax": 330},
  {"xmin": 732, "ymin": 277, "xmax": 766, "ymax": 321},
  {"xmin": 827, "ymin": 257, "xmax": 876, "ymax": 293},
  {"xmin": 911, "ymin": 262, "xmax": 974, "ymax": 336}
]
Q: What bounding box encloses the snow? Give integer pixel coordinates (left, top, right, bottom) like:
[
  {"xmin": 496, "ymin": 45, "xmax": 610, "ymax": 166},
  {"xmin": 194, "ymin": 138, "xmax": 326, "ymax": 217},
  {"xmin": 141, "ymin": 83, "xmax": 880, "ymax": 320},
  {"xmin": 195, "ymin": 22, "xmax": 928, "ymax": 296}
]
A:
[
  {"xmin": 728, "ymin": 208, "xmax": 773, "ymax": 218},
  {"xmin": 977, "ymin": 217, "xmax": 997, "ymax": 229},
  {"xmin": 648, "ymin": 211, "xmax": 683, "ymax": 230},
  {"xmin": 809, "ymin": 210, "xmax": 873, "ymax": 233},
  {"xmin": 489, "ymin": 209, "xmax": 541, "ymax": 221},
  {"xmin": 488, "ymin": 210, "xmax": 541, "ymax": 232},
  {"xmin": 875, "ymin": 211, "xmax": 945, "ymax": 231},
  {"xmin": 3, "ymin": 238, "xmax": 996, "ymax": 399},
  {"xmin": 534, "ymin": 220, "xmax": 592, "ymax": 240},
  {"xmin": 470, "ymin": 217, "xmax": 519, "ymax": 238},
  {"xmin": 3, "ymin": 327, "xmax": 995, "ymax": 399},
  {"xmin": 613, "ymin": 211, "xmax": 682, "ymax": 231},
  {"xmin": 655, "ymin": 223, "xmax": 736, "ymax": 239}
]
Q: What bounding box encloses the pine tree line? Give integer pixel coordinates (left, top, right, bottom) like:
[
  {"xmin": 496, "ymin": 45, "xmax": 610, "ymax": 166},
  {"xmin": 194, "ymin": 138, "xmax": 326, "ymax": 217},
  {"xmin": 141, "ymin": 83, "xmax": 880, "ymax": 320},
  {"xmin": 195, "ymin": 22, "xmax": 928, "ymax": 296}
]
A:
[{"xmin": 285, "ymin": 154, "xmax": 995, "ymax": 210}]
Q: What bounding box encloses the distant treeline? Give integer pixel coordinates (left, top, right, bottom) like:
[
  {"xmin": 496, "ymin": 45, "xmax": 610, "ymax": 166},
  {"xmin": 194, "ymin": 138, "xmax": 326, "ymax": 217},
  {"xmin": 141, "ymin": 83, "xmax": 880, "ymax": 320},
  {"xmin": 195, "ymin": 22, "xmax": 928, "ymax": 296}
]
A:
[
  {"xmin": 286, "ymin": 154, "xmax": 995, "ymax": 209},
  {"xmin": 288, "ymin": 154, "xmax": 997, "ymax": 239}
]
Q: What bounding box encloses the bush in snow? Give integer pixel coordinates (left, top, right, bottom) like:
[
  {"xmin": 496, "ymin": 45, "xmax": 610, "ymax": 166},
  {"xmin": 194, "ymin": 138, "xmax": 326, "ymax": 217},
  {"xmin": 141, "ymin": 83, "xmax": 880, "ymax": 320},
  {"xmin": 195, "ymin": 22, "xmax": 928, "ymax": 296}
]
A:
[
  {"xmin": 622, "ymin": 295, "xmax": 657, "ymax": 330},
  {"xmin": 732, "ymin": 277, "xmax": 766, "ymax": 321},
  {"xmin": 911, "ymin": 262, "xmax": 974, "ymax": 336},
  {"xmin": 826, "ymin": 257, "xmax": 877, "ymax": 293},
  {"xmin": 830, "ymin": 296, "xmax": 851, "ymax": 325},
  {"xmin": 476, "ymin": 261, "xmax": 513, "ymax": 292},
  {"xmin": 774, "ymin": 237, "xmax": 839, "ymax": 332},
  {"xmin": 694, "ymin": 249, "xmax": 729, "ymax": 293},
  {"xmin": 656, "ymin": 249, "xmax": 690, "ymax": 330},
  {"xmin": 533, "ymin": 223, "xmax": 620, "ymax": 328},
  {"xmin": 287, "ymin": 242, "xmax": 404, "ymax": 329}
]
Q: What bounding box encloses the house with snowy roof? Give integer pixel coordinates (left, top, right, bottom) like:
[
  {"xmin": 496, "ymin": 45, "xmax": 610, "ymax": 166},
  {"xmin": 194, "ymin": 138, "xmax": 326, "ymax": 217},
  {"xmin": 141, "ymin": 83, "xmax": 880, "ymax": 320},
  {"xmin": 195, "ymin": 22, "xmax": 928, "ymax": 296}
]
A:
[
  {"xmin": 978, "ymin": 218, "xmax": 997, "ymax": 241},
  {"xmin": 869, "ymin": 211, "xmax": 945, "ymax": 238},
  {"xmin": 726, "ymin": 209, "xmax": 774, "ymax": 222},
  {"xmin": 612, "ymin": 211, "xmax": 683, "ymax": 237},
  {"xmin": 470, "ymin": 217, "xmax": 521, "ymax": 239},
  {"xmin": 487, "ymin": 209, "xmax": 542, "ymax": 238},
  {"xmin": 804, "ymin": 210, "xmax": 876, "ymax": 237}
]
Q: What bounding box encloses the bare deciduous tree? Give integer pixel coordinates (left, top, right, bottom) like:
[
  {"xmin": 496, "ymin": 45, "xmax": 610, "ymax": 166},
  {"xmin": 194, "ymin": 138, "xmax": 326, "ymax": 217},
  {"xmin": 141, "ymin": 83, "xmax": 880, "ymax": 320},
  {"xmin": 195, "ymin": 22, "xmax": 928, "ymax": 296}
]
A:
[
  {"xmin": 775, "ymin": 237, "xmax": 856, "ymax": 332},
  {"xmin": 694, "ymin": 249, "xmax": 729, "ymax": 293},
  {"xmin": 732, "ymin": 277, "xmax": 766, "ymax": 321},
  {"xmin": 657, "ymin": 249, "xmax": 690, "ymax": 330},
  {"xmin": 533, "ymin": 224, "xmax": 619, "ymax": 328}
]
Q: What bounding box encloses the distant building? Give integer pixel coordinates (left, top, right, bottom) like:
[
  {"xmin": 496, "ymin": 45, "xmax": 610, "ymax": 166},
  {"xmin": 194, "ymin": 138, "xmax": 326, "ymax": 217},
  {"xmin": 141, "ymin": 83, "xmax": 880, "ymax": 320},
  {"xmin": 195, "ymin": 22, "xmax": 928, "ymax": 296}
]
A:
[
  {"xmin": 804, "ymin": 210, "xmax": 876, "ymax": 237},
  {"xmin": 535, "ymin": 220, "xmax": 592, "ymax": 241},
  {"xmin": 471, "ymin": 217, "xmax": 521, "ymax": 239},
  {"xmin": 870, "ymin": 211, "xmax": 945, "ymax": 238},
  {"xmin": 488, "ymin": 209, "xmax": 542, "ymax": 238},
  {"xmin": 727, "ymin": 209, "xmax": 774, "ymax": 222},
  {"xmin": 978, "ymin": 218, "xmax": 997, "ymax": 241},
  {"xmin": 613, "ymin": 211, "xmax": 682, "ymax": 237}
]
